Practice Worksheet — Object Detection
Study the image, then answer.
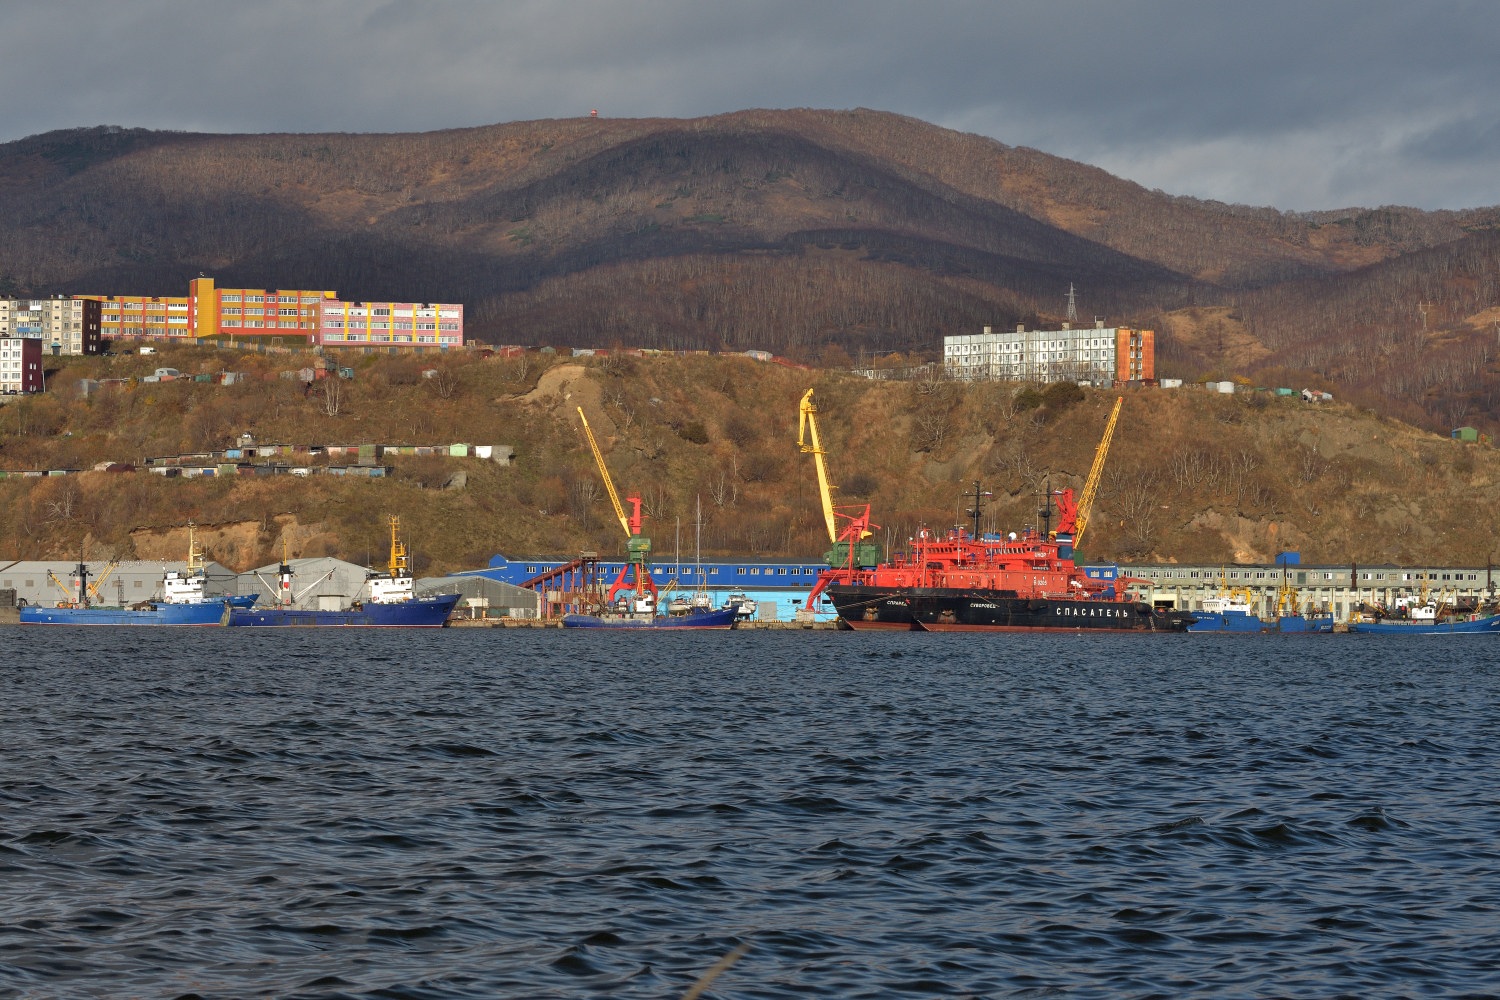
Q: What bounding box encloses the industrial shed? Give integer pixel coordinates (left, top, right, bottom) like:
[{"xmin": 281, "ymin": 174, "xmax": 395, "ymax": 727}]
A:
[{"xmin": 417, "ymin": 575, "xmax": 541, "ymax": 619}]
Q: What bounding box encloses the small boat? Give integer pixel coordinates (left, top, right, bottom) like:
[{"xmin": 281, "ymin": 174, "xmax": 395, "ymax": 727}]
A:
[
  {"xmin": 724, "ymin": 592, "xmax": 756, "ymax": 620},
  {"xmin": 19, "ymin": 526, "xmax": 256, "ymax": 626},
  {"xmin": 228, "ymin": 517, "xmax": 458, "ymax": 628}
]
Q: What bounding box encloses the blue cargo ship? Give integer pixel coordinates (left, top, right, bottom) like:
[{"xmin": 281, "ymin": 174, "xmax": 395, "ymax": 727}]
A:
[
  {"xmin": 19, "ymin": 528, "xmax": 256, "ymax": 626},
  {"xmin": 228, "ymin": 517, "xmax": 457, "ymax": 628},
  {"xmin": 1188, "ymin": 594, "xmax": 1335, "ymax": 633}
]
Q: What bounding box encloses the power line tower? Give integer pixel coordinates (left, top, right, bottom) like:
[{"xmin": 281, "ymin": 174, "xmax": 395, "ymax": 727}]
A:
[
  {"xmin": 1418, "ymin": 301, "xmax": 1433, "ymax": 332},
  {"xmin": 1066, "ymin": 283, "xmax": 1078, "ymax": 325}
]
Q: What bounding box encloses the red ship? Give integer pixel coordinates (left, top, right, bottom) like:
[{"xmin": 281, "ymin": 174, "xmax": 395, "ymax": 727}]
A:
[{"xmin": 799, "ymin": 393, "xmax": 1192, "ymax": 633}]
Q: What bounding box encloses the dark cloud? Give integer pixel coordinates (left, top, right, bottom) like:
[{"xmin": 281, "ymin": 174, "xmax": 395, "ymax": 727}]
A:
[{"xmin": 3, "ymin": 0, "xmax": 1497, "ymax": 210}]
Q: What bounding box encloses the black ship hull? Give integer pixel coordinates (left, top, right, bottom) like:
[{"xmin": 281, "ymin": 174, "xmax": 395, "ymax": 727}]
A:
[
  {"xmin": 825, "ymin": 584, "xmax": 922, "ymax": 630},
  {"xmin": 828, "ymin": 585, "xmax": 1193, "ymax": 633}
]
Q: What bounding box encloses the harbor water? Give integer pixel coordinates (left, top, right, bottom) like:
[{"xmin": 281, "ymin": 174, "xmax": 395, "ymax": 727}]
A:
[{"xmin": 3, "ymin": 628, "xmax": 1498, "ymax": 998}]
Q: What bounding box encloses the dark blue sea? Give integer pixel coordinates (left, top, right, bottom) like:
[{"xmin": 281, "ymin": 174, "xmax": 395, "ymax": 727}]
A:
[{"xmin": 3, "ymin": 628, "xmax": 1498, "ymax": 999}]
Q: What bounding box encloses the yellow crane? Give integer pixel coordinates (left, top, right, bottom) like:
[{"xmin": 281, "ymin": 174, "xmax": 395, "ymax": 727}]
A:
[
  {"xmin": 86, "ymin": 561, "xmax": 118, "ymax": 604},
  {"xmin": 797, "ymin": 389, "xmax": 878, "ymax": 569},
  {"xmin": 578, "ymin": 407, "xmax": 633, "ymax": 541},
  {"xmin": 1072, "ymin": 396, "xmax": 1122, "ymax": 553},
  {"xmin": 797, "ymin": 389, "xmax": 840, "ymax": 546},
  {"xmin": 576, "ymin": 407, "xmax": 654, "ymax": 603}
]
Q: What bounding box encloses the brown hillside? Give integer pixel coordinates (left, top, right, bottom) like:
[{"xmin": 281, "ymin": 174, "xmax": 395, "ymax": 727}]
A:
[{"xmin": 3, "ymin": 351, "xmax": 1497, "ymax": 574}]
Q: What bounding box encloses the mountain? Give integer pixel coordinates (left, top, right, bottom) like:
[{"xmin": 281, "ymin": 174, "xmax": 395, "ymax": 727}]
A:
[{"xmin": 2, "ymin": 110, "xmax": 1499, "ymax": 431}]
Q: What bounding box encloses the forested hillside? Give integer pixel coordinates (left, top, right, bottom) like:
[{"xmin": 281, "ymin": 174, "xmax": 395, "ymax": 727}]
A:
[
  {"xmin": 1, "ymin": 109, "xmax": 1499, "ymax": 432},
  {"xmin": 3, "ymin": 350, "xmax": 1498, "ymax": 574}
]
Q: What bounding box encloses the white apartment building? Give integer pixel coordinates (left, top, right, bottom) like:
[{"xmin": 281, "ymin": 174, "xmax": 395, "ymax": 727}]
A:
[
  {"xmin": 0, "ymin": 296, "xmax": 102, "ymax": 355},
  {"xmin": 943, "ymin": 321, "xmax": 1156, "ymax": 384}
]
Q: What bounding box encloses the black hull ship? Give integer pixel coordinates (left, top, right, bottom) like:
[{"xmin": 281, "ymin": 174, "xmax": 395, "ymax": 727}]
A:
[
  {"xmin": 800, "ymin": 395, "xmax": 1192, "ymax": 635},
  {"xmin": 827, "ymin": 585, "xmax": 1193, "ymax": 632}
]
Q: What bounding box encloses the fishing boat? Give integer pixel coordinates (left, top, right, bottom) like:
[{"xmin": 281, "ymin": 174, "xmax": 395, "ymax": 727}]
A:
[
  {"xmin": 801, "ymin": 392, "xmax": 1192, "ymax": 634},
  {"xmin": 227, "ymin": 517, "xmax": 458, "ymax": 627},
  {"xmin": 19, "ymin": 526, "xmax": 256, "ymax": 626},
  {"xmin": 1347, "ymin": 593, "xmax": 1500, "ymax": 634},
  {"xmin": 1188, "ymin": 576, "xmax": 1335, "ymax": 633},
  {"xmin": 561, "ymin": 599, "xmax": 739, "ymax": 629}
]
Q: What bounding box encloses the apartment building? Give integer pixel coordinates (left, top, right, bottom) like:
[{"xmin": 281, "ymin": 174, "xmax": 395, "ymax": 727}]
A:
[
  {"xmin": 944, "ymin": 321, "xmax": 1155, "ymax": 384},
  {"xmin": 0, "ymin": 336, "xmax": 44, "ymax": 393},
  {"xmin": 81, "ymin": 277, "xmax": 463, "ymax": 350},
  {"xmin": 317, "ymin": 299, "xmax": 464, "ymax": 349},
  {"xmin": 0, "ymin": 296, "xmax": 102, "ymax": 355}
]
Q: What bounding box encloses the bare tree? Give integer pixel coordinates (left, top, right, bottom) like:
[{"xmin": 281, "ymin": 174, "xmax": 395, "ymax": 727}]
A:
[
  {"xmin": 44, "ymin": 479, "xmax": 80, "ymax": 524},
  {"xmin": 321, "ymin": 378, "xmax": 344, "ymax": 416},
  {"xmin": 911, "ymin": 408, "xmax": 951, "ymax": 453},
  {"xmin": 429, "ymin": 368, "xmax": 460, "ymax": 400}
]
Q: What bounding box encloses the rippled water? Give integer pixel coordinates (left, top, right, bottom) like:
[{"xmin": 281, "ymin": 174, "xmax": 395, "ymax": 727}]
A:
[{"xmin": 3, "ymin": 628, "xmax": 1499, "ymax": 998}]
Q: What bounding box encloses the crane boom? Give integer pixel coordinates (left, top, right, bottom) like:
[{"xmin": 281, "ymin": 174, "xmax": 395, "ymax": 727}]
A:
[
  {"xmin": 577, "ymin": 407, "xmax": 632, "ymax": 540},
  {"xmin": 797, "ymin": 389, "xmax": 839, "ymax": 544},
  {"xmin": 1073, "ymin": 396, "xmax": 1122, "ymax": 552}
]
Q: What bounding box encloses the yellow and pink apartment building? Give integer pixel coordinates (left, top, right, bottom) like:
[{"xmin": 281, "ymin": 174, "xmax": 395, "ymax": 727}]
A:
[{"xmin": 83, "ymin": 278, "xmax": 463, "ymax": 350}]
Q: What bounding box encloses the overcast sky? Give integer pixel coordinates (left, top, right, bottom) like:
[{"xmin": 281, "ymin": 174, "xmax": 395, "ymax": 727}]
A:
[{"xmin": 5, "ymin": 0, "xmax": 1497, "ymax": 212}]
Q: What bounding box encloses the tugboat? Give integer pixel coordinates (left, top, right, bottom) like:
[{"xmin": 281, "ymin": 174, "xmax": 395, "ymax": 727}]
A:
[
  {"xmin": 800, "ymin": 392, "xmax": 1192, "ymax": 634},
  {"xmin": 227, "ymin": 517, "xmax": 458, "ymax": 627},
  {"xmin": 19, "ymin": 525, "xmax": 256, "ymax": 626}
]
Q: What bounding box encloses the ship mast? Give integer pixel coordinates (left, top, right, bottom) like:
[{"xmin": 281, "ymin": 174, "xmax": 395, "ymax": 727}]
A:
[
  {"xmin": 387, "ymin": 515, "xmax": 409, "ymax": 579},
  {"xmin": 962, "ymin": 480, "xmax": 992, "ymax": 539}
]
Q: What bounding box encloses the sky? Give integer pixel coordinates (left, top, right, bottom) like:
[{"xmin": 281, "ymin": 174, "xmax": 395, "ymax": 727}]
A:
[{"xmin": 4, "ymin": 0, "xmax": 1498, "ymax": 212}]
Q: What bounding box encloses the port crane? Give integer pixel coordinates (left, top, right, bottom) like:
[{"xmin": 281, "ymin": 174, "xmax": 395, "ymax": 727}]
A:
[
  {"xmin": 798, "ymin": 388, "xmax": 880, "ymax": 571},
  {"xmin": 1052, "ymin": 396, "xmax": 1122, "ymax": 556},
  {"xmin": 577, "ymin": 407, "xmax": 656, "ymax": 607}
]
